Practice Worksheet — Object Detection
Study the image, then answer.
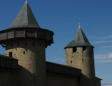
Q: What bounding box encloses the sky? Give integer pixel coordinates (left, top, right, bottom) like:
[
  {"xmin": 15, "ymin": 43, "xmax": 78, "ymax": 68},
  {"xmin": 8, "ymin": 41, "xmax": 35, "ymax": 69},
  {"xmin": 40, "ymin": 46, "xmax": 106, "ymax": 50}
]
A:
[{"xmin": 0, "ymin": 0, "xmax": 112, "ymax": 85}]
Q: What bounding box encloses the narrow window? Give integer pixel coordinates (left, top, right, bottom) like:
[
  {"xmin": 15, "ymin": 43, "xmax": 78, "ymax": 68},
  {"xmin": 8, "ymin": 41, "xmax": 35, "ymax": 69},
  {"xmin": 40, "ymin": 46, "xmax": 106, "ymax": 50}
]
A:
[
  {"xmin": 73, "ymin": 47, "xmax": 77, "ymax": 52},
  {"xmin": 70, "ymin": 61, "xmax": 72, "ymax": 64},
  {"xmin": 9, "ymin": 52, "xmax": 12, "ymax": 57},
  {"xmin": 83, "ymin": 47, "xmax": 86, "ymax": 51},
  {"xmin": 82, "ymin": 58, "xmax": 84, "ymax": 62},
  {"xmin": 23, "ymin": 51, "xmax": 25, "ymax": 54}
]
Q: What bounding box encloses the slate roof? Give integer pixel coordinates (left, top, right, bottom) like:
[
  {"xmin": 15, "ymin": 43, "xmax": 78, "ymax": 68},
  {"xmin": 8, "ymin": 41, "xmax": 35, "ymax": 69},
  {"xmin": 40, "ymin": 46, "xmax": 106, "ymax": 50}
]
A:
[
  {"xmin": 9, "ymin": 1, "xmax": 40, "ymax": 28},
  {"xmin": 65, "ymin": 27, "xmax": 93, "ymax": 48}
]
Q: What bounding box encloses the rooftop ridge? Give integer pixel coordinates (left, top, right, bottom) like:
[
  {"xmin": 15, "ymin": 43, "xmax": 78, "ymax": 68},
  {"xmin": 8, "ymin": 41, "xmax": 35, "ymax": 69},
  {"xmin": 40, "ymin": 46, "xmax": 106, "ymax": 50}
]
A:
[
  {"xmin": 65, "ymin": 27, "xmax": 93, "ymax": 48},
  {"xmin": 9, "ymin": 1, "xmax": 40, "ymax": 28}
]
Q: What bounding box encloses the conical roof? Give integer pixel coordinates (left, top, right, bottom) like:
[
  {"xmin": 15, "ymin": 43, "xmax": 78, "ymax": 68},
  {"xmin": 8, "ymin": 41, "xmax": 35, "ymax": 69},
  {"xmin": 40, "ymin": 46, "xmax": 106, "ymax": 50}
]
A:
[
  {"xmin": 65, "ymin": 26, "xmax": 93, "ymax": 48},
  {"xmin": 9, "ymin": 1, "xmax": 40, "ymax": 28}
]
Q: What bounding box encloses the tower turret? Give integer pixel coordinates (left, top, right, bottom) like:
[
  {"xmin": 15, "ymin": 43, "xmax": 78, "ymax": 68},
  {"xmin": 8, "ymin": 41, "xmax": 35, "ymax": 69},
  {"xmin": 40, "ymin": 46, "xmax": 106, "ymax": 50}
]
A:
[
  {"xmin": 65, "ymin": 26, "xmax": 95, "ymax": 79},
  {"xmin": 0, "ymin": 2, "xmax": 53, "ymax": 86}
]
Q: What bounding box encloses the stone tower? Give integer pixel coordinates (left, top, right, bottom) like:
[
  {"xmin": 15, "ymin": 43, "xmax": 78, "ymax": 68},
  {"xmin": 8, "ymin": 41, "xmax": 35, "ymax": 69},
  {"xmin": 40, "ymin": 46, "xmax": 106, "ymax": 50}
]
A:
[
  {"xmin": 65, "ymin": 25, "xmax": 95, "ymax": 79},
  {"xmin": 0, "ymin": 1, "xmax": 53, "ymax": 86}
]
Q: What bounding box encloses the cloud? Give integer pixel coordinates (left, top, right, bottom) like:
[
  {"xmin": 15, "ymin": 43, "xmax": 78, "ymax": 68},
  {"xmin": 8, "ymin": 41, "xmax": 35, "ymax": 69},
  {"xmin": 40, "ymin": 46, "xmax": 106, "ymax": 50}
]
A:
[
  {"xmin": 95, "ymin": 53, "xmax": 112, "ymax": 63},
  {"xmin": 103, "ymin": 85, "xmax": 112, "ymax": 86},
  {"xmin": 93, "ymin": 40, "xmax": 112, "ymax": 44},
  {"xmin": 101, "ymin": 46, "xmax": 112, "ymax": 48},
  {"xmin": 93, "ymin": 35, "xmax": 112, "ymax": 44},
  {"xmin": 93, "ymin": 35, "xmax": 112, "ymax": 63},
  {"xmin": 104, "ymin": 35, "xmax": 112, "ymax": 39},
  {"xmin": 102, "ymin": 83, "xmax": 112, "ymax": 86}
]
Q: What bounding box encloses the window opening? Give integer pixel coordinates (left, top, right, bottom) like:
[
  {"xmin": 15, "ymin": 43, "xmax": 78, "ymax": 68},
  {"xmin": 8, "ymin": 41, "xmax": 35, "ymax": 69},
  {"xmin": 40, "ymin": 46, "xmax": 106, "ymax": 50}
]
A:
[
  {"xmin": 23, "ymin": 51, "xmax": 25, "ymax": 54},
  {"xmin": 83, "ymin": 47, "xmax": 86, "ymax": 51},
  {"xmin": 9, "ymin": 52, "xmax": 12, "ymax": 57},
  {"xmin": 73, "ymin": 47, "xmax": 77, "ymax": 52}
]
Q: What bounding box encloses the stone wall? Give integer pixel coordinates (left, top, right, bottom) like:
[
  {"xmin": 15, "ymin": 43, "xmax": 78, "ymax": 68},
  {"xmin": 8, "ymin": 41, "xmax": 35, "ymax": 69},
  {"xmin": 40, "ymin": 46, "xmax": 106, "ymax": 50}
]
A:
[
  {"xmin": 65, "ymin": 47, "xmax": 95, "ymax": 78},
  {"xmin": 47, "ymin": 72, "xmax": 80, "ymax": 86},
  {"xmin": 0, "ymin": 66, "xmax": 35, "ymax": 86},
  {"xmin": 5, "ymin": 39, "xmax": 46, "ymax": 86}
]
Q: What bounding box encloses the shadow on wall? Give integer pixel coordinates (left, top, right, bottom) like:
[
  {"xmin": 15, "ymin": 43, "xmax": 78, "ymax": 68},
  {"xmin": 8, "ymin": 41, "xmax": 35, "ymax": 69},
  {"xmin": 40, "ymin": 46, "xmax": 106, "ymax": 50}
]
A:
[
  {"xmin": 80, "ymin": 74, "xmax": 101, "ymax": 86},
  {"xmin": 0, "ymin": 60, "xmax": 101, "ymax": 86},
  {"xmin": 0, "ymin": 66, "xmax": 37, "ymax": 86}
]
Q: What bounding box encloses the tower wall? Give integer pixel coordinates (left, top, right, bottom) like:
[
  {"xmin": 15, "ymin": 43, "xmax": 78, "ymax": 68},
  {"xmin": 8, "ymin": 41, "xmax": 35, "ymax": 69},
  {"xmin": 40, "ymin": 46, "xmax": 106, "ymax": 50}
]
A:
[
  {"xmin": 5, "ymin": 39, "xmax": 46, "ymax": 86},
  {"xmin": 66, "ymin": 47, "xmax": 82, "ymax": 69},
  {"xmin": 65, "ymin": 47, "xmax": 95, "ymax": 79}
]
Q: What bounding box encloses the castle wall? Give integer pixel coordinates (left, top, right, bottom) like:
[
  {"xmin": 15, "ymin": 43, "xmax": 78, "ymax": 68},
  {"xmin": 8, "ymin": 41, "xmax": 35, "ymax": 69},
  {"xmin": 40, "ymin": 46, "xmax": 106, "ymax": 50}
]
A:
[
  {"xmin": 0, "ymin": 67, "xmax": 35, "ymax": 86},
  {"xmin": 47, "ymin": 72, "xmax": 80, "ymax": 86},
  {"xmin": 95, "ymin": 77, "xmax": 102, "ymax": 86},
  {"xmin": 65, "ymin": 47, "xmax": 95, "ymax": 79},
  {"xmin": 66, "ymin": 48, "xmax": 82, "ymax": 69},
  {"xmin": 5, "ymin": 39, "xmax": 46, "ymax": 86}
]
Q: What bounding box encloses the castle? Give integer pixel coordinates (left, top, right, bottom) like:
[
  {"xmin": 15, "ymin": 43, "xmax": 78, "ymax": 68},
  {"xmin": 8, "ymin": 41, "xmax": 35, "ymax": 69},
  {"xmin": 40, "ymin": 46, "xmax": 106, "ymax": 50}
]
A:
[{"xmin": 0, "ymin": 1, "xmax": 101, "ymax": 86}]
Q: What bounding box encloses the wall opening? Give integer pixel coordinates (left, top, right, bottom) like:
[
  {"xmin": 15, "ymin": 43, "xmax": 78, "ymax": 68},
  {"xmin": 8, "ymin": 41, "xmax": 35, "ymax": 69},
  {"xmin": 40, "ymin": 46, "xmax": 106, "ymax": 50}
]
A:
[
  {"xmin": 23, "ymin": 51, "xmax": 25, "ymax": 54},
  {"xmin": 9, "ymin": 52, "xmax": 12, "ymax": 57},
  {"xmin": 82, "ymin": 58, "xmax": 84, "ymax": 62},
  {"xmin": 70, "ymin": 61, "xmax": 72, "ymax": 64},
  {"xmin": 83, "ymin": 47, "xmax": 86, "ymax": 51},
  {"xmin": 73, "ymin": 47, "xmax": 77, "ymax": 52}
]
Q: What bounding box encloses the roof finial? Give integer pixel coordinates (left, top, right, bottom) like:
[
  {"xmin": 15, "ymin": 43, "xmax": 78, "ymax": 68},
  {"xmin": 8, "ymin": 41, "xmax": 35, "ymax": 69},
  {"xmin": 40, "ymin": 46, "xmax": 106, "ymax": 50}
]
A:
[
  {"xmin": 78, "ymin": 17, "xmax": 81, "ymax": 29},
  {"xmin": 79, "ymin": 22, "xmax": 81, "ymax": 29},
  {"xmin": 25, "ymin": 0, "xmax": 28, "ymax": 4}
]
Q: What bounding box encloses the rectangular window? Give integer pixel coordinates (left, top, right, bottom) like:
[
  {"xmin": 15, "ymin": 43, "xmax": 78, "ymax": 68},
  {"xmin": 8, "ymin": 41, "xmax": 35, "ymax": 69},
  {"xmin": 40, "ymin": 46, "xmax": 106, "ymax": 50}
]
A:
[
  {"xmin": 9, "ymin": 52, "xmax": 12, "ymax": 57},
  {"xmin": 73, "ymin": 47, "xmax": 77, "ymax": 52}
]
